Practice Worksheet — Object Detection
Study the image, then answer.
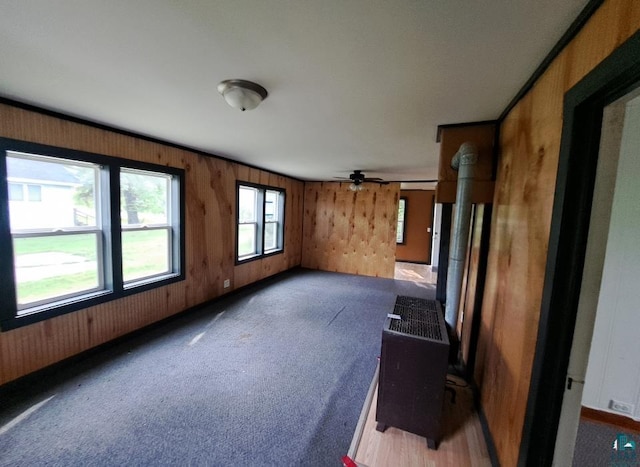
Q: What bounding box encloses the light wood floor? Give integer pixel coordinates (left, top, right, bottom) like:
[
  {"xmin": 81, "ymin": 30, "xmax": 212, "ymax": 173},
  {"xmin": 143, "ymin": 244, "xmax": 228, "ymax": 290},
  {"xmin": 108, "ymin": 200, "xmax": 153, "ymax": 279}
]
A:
[
  {"xmin": 394, "ymin": 262, "xmax": 437, "ymax": 285},
  {"xmin": 353, "ymin": 376, "xmax": 491, "ymax": 467}
]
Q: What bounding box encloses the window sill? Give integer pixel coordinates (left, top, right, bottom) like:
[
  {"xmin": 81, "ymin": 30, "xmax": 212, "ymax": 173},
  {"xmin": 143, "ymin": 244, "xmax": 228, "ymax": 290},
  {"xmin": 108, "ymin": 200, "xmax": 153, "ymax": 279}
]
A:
[
  {"xmin": 124, "ymin": 272, "xmax": 180, "ymax": 290},
  {"xmin": 17, "ymin": 289, "xmax": 113, "ymax": 318},
  {"xmin": 235, "ymin": 248, "xmax": 284, "ymax": 265}
]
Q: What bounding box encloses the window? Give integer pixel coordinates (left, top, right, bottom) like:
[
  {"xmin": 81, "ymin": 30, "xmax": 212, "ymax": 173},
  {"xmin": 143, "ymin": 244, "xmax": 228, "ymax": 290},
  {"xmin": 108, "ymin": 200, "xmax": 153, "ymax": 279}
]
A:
[
  {"xmin": 7, "ymin": 182, "xmax": 42, "ymax": 202},
  {"xmin": 237, "ymin": 183, "xmax": 285, "ymax": 262},
  {"xmin": 120, "ymin": 168, "xmax": 173, "ymax": 285},
  {"xmin": 7, "ymin": 154, "xmax": 103, "ymax": 310},
  {"xmin": 238, "ymin": 186, "xmax": 258, "ymax": 257},
  {"xmin": 264, "ymin": 190, "xmax": 280, "ymax": 251},
  {"xmin": 0, "ymin": 138, "xmax": 185, "ymax": 330},
  {"xmin": 8, "ymin": 182, "xmax": 23, "ymax": 201},
  {"xmin": 397, "ymin": 197, "xmax": 407, "ymax": 244},
  {"xmin": 27, "ymin": 184, "xmax": 42, "ymax": 201}
]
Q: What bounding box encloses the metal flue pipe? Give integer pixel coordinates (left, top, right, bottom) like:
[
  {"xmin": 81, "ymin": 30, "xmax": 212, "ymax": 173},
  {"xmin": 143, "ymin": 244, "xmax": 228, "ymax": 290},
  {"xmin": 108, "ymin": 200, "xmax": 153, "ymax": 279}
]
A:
[{"xmin": 445, "ymin": 142, "xmax": 478, "ymax": 329}]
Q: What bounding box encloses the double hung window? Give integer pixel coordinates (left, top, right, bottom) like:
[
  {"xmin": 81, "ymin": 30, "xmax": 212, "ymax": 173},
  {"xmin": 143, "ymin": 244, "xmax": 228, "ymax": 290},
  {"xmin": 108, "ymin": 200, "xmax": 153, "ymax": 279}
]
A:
[
  {"xmin": 0, "ymin": 138, "xmax": 185, "ymax": 330},
  {"xmin": 7, "ymin": 153, "xmax": 103, "ymax": 310},
  {"xmin": 237, "ymin": 183, "xmax": 285, "ymax": 262},
  {"xmin": 120, "ymin": 168, "xmax": 174, "ymax": 285}
]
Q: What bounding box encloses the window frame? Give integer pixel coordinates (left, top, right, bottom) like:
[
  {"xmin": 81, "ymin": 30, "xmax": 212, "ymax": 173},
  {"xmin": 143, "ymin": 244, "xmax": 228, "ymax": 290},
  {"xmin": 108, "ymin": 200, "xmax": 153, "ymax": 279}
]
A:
[
  {"xmin": 0, "ymin": 137, "xmax": 185, "ymax": 331},
  {"xmin": 263, "ymin": 189, "xmax": 281, "ymax": 254},
  {"xmin": 119, "ymin": 167, "xmax": 176, "ymax": 287},
  {"xmin": 236, "ymin": 181, "xmax": 285, "ymax": 264},
  {"xmin": 237, "ymin": 185, "xmax": 260, "ymax": 259},
  {"xmin": 396, "ymin": 197, "xmax": 407, "ymax": 244}
]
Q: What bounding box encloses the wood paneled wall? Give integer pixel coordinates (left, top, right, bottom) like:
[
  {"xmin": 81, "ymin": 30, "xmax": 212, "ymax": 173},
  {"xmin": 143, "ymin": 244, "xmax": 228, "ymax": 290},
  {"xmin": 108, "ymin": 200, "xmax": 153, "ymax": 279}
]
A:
[
  {"xmin": 474, "ymin": 1, "xmax": 640, "ymax": 465},
  {"xmin": 0, "ymin": 103, "xmax": 303, "ymax": 385},
  {"xmin": 436, "ymin": 124, "xmax": 496, "ymax": 204},
  {"xmin": 456, "ymin": 204, "xmax": 486, "ymax": 369},
  {"xmin": 301, "ymin": 182, "xmax": 399, "ymax": 278}
]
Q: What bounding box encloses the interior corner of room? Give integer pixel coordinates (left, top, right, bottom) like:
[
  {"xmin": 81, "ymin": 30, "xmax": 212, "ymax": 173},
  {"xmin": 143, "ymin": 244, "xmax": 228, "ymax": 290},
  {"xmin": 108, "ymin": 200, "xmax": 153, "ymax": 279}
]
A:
[{"xmin": 1, "ymin": 0, "xmax": 639, "ymax": 465}]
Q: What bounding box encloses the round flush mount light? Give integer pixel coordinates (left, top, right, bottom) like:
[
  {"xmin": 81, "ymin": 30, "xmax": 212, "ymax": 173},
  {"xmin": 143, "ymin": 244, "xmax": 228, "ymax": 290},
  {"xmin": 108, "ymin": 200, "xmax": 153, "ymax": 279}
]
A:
[{"xmin": 217, "ymin": 79, "xmax": 268, "ymax": 111}]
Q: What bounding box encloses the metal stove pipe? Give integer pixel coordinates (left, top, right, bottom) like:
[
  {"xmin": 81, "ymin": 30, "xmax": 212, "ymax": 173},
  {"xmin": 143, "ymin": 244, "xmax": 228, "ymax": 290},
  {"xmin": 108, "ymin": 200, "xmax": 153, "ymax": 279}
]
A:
[{"xmin": 445, "ymin": 142, "xmax": 478, "ymax": 329}]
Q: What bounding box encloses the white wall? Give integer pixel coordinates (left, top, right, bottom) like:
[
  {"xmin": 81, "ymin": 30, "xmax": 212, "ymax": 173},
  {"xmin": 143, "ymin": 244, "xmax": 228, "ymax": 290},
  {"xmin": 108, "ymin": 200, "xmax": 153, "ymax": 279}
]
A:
[
  {"xmin": 431, "ymin": 203, "xmax": 442, "ymax": 271},
  {"xmin": 582, "ymin": 94, "xmax": 640, "ymax": 420}
]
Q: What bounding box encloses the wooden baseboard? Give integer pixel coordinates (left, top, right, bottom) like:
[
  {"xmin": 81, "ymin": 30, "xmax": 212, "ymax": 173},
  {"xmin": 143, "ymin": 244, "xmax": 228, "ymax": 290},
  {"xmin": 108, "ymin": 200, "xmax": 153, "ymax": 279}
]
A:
[
  {"xmin": 581, "ymin": 407, "xmax": 640, "ymax": 433},
  {"xmin": 347, "ymin": 364, "xmax": 379, "ymax": 458}
]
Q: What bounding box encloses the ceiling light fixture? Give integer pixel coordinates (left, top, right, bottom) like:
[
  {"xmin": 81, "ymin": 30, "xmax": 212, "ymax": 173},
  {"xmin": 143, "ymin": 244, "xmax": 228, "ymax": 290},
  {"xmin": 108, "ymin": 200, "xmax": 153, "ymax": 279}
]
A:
[
  {"xmin": 217, "ymin": 79, "xmax": 268, "ymax": 111},
  {"xmin": 349, "ymin": 182, "xmax": 364, "ymax": 192}
]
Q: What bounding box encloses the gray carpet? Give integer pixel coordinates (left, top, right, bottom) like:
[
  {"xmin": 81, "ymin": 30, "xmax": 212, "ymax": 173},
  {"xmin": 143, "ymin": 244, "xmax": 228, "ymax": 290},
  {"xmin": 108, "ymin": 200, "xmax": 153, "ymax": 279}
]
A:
[
  {"xmin": 0, "ymin": 268, "xmax": 435, "ymax": 466},
  {"xmin": 573, "ymin": 419, "xmax": 639, "ymax": 466}
]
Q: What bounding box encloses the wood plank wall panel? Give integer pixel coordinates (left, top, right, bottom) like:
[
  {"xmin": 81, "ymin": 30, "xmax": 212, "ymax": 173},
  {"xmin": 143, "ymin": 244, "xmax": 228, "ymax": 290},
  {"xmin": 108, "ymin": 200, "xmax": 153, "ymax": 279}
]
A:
[
  {"xmin": 474, "ymin": 1, "xmax": 640, "ymax": 465},
  {"xmin": 436, "ymin": 124, "xmax": 496, "ymax": 204},
  {"xmin": 456, "ymin": 204, "xmax": 484, "ymax": 368},
  {"xmin": 301, "ymin": 182, "xmax": 399, "ymax": 278},
  {"xmin": 0, "ymin": 103, "xmax": 304, "ymax": 385}
]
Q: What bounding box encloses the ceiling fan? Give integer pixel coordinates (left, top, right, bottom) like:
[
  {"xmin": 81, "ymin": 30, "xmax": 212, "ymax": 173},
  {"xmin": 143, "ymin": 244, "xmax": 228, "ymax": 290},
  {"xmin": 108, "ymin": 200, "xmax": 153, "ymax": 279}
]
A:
[{"xmin": 335, "ymin": 170, "xmax": 389, "ymax": 191}]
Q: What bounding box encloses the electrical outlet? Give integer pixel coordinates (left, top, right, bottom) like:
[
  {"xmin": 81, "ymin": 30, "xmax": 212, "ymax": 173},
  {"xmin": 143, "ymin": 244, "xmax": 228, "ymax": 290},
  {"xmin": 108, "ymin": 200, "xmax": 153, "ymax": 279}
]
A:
[
  {"xmin": 609, "ymin": 399, "xmax": 634, "ymax": 415},
  {"xmin": 223, "ymin": 279, "xmax": 230, "ymax": 289}
]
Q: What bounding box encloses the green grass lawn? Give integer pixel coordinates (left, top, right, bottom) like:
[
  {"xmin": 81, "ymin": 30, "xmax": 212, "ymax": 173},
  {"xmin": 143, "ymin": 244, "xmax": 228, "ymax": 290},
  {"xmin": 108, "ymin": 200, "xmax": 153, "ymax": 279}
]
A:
[
  {"xmin": 14, "ymin": 234, "xmax": 97, "ymax": 258},
  {"xmin": 15, "ymin": 230, "xmax": 170, "ymax": 306},
  {"xmin": 238, "ymin": 225, "xmax": 256, "ymax": 257}
]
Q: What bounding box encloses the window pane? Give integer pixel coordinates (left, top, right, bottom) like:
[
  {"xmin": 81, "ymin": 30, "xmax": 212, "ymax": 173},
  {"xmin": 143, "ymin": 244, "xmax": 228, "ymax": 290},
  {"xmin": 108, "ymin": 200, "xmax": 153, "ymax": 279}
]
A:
[
  {"xmin": 8, "ymin": 182, "xmax": 23, "ymax": 201},
  {"xmin": 13, "ymin": 233, "xmax": 100, "ymax": 309},
  {"xmin": 397, "ymin": 222, "xmax": 405, "ymax": 243},
  {"xmin": 265, "ymin": 190, "xmax": 278, "ymax": 221},
  {"xmin": 6, "ymin": 153, "xmax": 98, "ymax": 230},
  {"xmin": 239, "ymin": 186, "xmax": 257, "ymax": 222},
  {"xmin": 121, "ymin": 169, "xmax": 169, "ymax": 226},
  {"xmin": 238, "ymin": 223, "xmax": 257, "ymax": 257},
  {"xmin": 122, "ymin": 229, "xmax": 170, "ymax": 283},
  {"xmin": 27, "ymin": 184, "xmax": 42, "ymax": 202},
  {"xmin": 264, "ymin": 222, "xmax": 277, "ymax": 251},
  {"xmin": 397, "ymin": 199, "xmax": 406, "ymax": 243}
]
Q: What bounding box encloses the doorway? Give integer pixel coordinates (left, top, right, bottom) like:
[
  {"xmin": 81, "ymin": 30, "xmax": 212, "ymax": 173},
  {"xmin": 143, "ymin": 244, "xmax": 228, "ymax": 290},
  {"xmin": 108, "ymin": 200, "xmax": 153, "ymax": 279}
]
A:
[
  {"xmin": 554, "ymin": 85, "xmax": 640, "ymax": 466},
  {"xmin": 518, "ymin": 31, "xmax": 640, "ymax": 465},
  {"xmin": 395, "ymin": 189, "xmax": 435, "ymax": 264}
]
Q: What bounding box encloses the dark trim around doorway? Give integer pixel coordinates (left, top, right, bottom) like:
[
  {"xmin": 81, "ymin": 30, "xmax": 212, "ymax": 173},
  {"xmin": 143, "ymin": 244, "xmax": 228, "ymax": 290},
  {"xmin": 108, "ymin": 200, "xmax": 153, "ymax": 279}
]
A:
[{"xmin": 518, "ymin": 30, "xmax": 640, "ymax": 466}]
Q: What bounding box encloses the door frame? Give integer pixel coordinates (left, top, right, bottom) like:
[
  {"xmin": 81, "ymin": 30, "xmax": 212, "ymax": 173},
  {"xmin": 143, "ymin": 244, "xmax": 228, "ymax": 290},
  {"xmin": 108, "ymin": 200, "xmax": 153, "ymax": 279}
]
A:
[{"xmin": 519, "ymin": 30, "xmax": 640, "ymax": 465}]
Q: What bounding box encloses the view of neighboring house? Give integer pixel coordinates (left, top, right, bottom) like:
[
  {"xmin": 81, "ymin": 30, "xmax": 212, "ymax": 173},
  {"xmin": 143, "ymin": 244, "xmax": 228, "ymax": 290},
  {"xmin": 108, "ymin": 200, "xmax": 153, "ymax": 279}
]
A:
[{"xmin": 6, "ymin": 154, "xmax": 85, "ymax": 230}]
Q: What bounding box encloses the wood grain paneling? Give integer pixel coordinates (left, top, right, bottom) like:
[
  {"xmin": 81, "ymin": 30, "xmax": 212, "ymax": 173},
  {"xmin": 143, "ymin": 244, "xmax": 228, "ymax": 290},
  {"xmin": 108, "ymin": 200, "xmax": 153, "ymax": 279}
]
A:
[
  {"xmin": 456, "ymin": 204, "xmax": 485, "ymax": 368},
  {"xmin": 301, "ymin": 182, "xmax": 399, "ymax": 278},
  {"xmin": 396, "ymin": 190, "xmax": 434, "ymax": 263},
  {"xmin": 436, "ymin": 124, "xmax": 496, "ymax": 204},
  {"xmin": 0, "ymin": 103, "xmax": 303, "ymax": 385},
  {"xmin": 475, "ymin": 1, "xmax": 640, "ymax": 465}
]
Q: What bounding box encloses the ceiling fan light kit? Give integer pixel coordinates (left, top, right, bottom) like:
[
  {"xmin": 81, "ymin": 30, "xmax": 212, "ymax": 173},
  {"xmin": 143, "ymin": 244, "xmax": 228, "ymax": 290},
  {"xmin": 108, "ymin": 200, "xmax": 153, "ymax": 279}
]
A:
[
  {"xmin": 217, "ymin": 79, "xmax": 268, "ymax": 111},
  {"xmin": 339, "ymin": 170, "xmax": 389, "ymax": 190}
]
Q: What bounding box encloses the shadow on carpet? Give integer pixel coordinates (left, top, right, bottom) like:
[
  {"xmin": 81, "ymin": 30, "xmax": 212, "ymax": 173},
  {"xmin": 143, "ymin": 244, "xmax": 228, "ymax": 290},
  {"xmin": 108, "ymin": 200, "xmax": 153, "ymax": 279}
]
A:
[{"xmin": 0, "ymin": 268, "xmax": 435, "ymax": 467}]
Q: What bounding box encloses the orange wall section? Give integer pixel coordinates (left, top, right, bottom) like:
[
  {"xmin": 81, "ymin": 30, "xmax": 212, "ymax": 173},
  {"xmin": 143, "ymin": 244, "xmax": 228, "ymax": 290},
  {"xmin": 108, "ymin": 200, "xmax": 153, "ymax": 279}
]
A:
[
  {"xmin": 0, "ymin": 103, "xmax": 304, "ymax": 385},
  {"xmin": 396, "ymin": 190, "xmax": 434, "ymax": 264}
]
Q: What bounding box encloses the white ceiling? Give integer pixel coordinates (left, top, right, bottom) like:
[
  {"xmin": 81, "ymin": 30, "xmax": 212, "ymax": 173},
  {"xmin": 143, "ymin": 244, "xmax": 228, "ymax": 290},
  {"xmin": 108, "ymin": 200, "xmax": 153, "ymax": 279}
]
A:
[{"xmin": 0, "ymin": 0, "xmax": 589, "ymax": 182}]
